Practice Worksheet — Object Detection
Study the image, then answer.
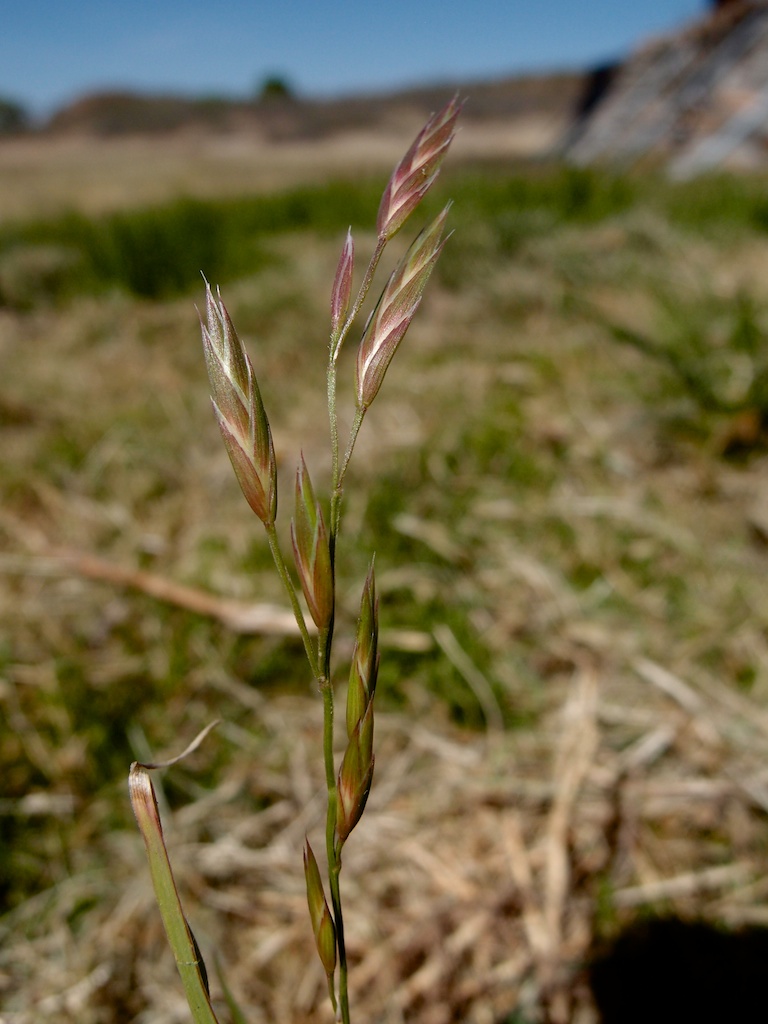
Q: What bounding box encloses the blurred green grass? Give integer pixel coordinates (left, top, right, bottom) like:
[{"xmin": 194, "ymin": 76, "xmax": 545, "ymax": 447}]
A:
[
  {"xmin": 6, "ymin": 165, "xmax": 768, "ymax": 307},
  {"xmin": 0, "ymin": 181, "xmax": 384, "ymax": 305}
]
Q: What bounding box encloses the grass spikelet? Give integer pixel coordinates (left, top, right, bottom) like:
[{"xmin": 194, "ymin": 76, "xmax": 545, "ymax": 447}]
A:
[
  {"xmin": 200, "ymin": 281, "xmax": 276, "ymax": 525},
  {"xmin": 377, "ymin": 93, "xmax": 462, "ymax": 240}
]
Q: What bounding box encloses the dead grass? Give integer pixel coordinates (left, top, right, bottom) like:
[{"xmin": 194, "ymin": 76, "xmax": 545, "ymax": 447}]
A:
[
  {"xmin": 5, "ymin": 669, "xmax": 768, "ymax": 1024},
  {"xmin": 3, "ymin": 138, "xmax": 768, "ymax": 1023},
  {"xmin": 0, "ymin": 133, "xmax": 399, "ymax": 223},
  {"xmin": 0, "ymin": 118, "xmax": 562, "ymax": 225}
]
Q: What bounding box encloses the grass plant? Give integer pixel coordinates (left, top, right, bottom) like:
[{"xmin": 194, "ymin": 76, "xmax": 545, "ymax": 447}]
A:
[
  {"xmin": 5, "ymin": 120, "xmax": 768, "ymax": 1023},
  {"xmin": 130, "ymin": 95, "xmax": 462, "ymax": 1024}
]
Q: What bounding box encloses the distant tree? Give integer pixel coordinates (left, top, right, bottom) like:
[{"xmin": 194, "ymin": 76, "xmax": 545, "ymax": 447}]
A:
[
  {"xmin": 256, "ymin": 75, "xmax": 295, "ymax": 101},
  {"xmin": 0, "ymin": 98, "xmax": 29, "ymax": 135}
]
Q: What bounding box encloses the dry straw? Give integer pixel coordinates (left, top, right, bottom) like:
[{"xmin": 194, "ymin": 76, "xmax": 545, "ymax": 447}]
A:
[{"xmin": 130, "ymin": 94, "xmax": 462, "ymax": 1024}]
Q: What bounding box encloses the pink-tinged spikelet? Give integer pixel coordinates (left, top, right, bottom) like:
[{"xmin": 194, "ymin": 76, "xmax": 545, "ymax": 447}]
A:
[
  {"xmin": 356, "ymin": 204, "xmax": 451, "ymax": 410},
  {"xmin": 376, "ymin": 93, "xmax": 462, "ymax": 241},
  {"xmin": 331, "ymin": 228, "xmax": 355, "ymax": 338},
  {"xmin": 200, "ymin": 282, "xmax": 277, "ymax": 525}
]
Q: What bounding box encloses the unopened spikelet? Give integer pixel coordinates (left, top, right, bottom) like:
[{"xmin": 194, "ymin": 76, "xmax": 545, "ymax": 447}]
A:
[
  {"xmin": 346, "ymin": 563, "xmax": 379, "ymax": 739},
  {"xmin": 331, "ymin": 228, "xmax": 355, "ymax": 339},
  {"xmin": 200, "ymin": 283, "xmax": 277, "ymax": 525},
  {"xmin": 356, "ymin": 204, "xmax": 451, "ymax": 410},
  {"xmin": 337, "ymin": 697, "xmax": 375, "ymax": 845},
  {"xmin": 377, "ymin": 93, "xmax": 462, "ymax": 241},
  {"xmin": 303, "ymin": 839, "xmax": 337, "ymax": 978},
  {"xmin": 291, "ymin": 454, "xmax": 334, "ymax": 631}
]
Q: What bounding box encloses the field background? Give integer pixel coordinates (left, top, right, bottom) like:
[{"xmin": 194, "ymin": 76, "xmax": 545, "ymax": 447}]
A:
[{"xmin": 4, "ymin": 106, "xmax": 768, "ymax": 1024}]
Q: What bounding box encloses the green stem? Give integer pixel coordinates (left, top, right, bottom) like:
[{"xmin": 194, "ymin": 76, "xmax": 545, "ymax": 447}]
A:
[
  {"xmin": 328, "ymin": 849, "xmax": 350, "ymax": 1024},
  {"xmin": 325, "ymin": 407, "xmax": 366, "ymax": 555},
  {"xmin": 268, "ymin": 510, "xmax": 348, "ymax": 1019},
  {"xmin": 338, "ymin": 408, "xmax": 366, "ymax": 498},
  {"xmin": 317, "ymin": 597, "xmax": 350, "ymax": 1022},
  {"xmin": 265, "ymin": 524, "xmax": 318, "ymax": 677},
  {"xmin": 328, "ymin": 358, "xmax": 340, "ymax": 511},
  {"xmin": 319, "ymin": 238, "xmax": 387, "ymax": 1024},
  {"xmin": 317, "ymin": 634, "xmax": 335, "ymax": 787}
]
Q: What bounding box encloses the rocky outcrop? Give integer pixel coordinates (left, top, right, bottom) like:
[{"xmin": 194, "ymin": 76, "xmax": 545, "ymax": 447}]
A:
[{"xmin": 567, "ymin": 1, "xmax": 768, "ymax": 176}]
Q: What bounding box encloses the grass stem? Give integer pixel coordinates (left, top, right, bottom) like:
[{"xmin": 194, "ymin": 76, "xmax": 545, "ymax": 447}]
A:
[{"xmin": 266, "ymin": 523, "xmax": 319, "ymax": 676}]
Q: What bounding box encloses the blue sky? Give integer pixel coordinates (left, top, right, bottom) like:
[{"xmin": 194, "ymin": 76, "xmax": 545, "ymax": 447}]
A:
[{"xmin": 4, "ymin": 0, "xmax": 708, "ymax": 117}]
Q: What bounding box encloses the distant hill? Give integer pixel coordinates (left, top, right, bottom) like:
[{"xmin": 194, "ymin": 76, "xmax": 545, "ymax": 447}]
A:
[
  {"xmin": 15, "ymin": 3, "xmax": 768, "ymax": 177},
  {"xmin": 43, "ymin": 74, "xmax": 589, "ymax": 141}
]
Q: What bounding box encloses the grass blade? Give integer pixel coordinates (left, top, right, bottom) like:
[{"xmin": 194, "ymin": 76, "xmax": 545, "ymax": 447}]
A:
[{"xmin": 129, "ymin": 763, "xmax": 222, "ymax": 1024}]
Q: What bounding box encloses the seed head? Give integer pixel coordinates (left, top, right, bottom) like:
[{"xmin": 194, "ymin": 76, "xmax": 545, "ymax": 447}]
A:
[
  {"xmin": 356, "ymin": 204, "xmax": 451, "ymax": 410},
  {"xmin": 200, "ymin": 282, "xmax": 277, "ymax": 525},
  {"xmin": 377, "ymin": 93, "xmax": 462, "ymax": 241}
]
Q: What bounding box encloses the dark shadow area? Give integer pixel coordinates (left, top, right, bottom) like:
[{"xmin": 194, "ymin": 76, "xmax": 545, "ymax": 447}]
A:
[
  {"xmin": 572, "ymin": 62, "xmax": 621, "ymax": 123},
  {"xmin": 559, "ymin": 61, "xmax": 621, "ymax": 154},
  {"xmin": 590, "ymin": 916, "xmax": 768, "ymax": 1024}
]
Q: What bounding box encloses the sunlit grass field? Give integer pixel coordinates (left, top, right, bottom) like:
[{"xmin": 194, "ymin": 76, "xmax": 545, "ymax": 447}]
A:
[{"xmin": 4, "ymin": 135, "xmax": 768, "ymax": 1022}]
